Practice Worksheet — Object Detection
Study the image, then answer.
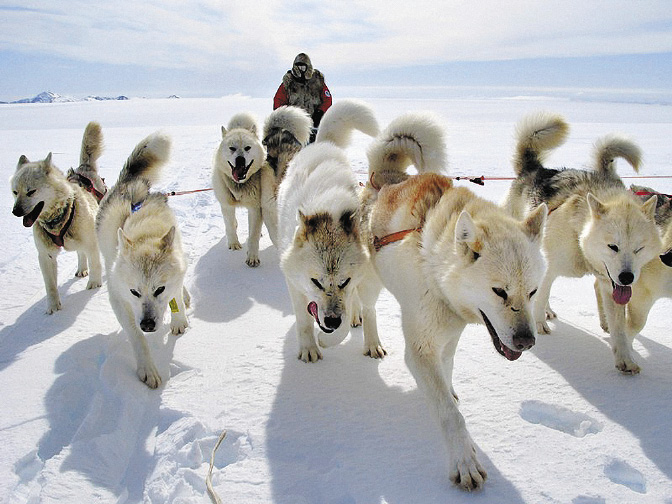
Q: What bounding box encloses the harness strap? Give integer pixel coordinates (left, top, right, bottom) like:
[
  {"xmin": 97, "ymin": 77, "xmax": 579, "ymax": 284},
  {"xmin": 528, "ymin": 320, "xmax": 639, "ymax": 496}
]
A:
[
  {"xmin": 373, "ymin": 227, "xmax": 421, "ymax": 252},
  {"xmin": 46, "ymin": 201, "xmax": 76, "ymax": 247}
]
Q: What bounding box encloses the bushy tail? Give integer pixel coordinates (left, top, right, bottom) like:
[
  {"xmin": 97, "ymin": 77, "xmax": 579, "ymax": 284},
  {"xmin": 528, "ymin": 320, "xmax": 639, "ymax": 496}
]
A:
[
  {"xmin": 513, "ymin": 112, "xmax": 569, "ymax": 176},
  {"xmin": 263, "ymin": 106, "xmax": 313, "ymax": 147},
  {"xmin": 117, "ymin": 131, "xmax": 171, "ymax": 187},
  {"xmin": 225, "ymin": 112, "xmax": 259, "ymax": 137},
  {"xmin": 592, "ymin": 134, "xmax": 641, "ymax": 174},
  {"xmin": 79, "ymin": 121, "xmax": 104, "ymax": 170},
  {"xmin": 315, "ymin": 100, "xmax": 380, "ymax": 148},
  {"xmin": 367, "ymin": 112, "xmax": 447, "ymax": 187}
]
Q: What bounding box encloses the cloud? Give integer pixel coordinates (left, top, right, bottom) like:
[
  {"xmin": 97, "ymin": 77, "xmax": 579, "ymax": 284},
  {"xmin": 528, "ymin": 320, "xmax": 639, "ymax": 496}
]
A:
[{"xmin": 0, "ymin": 0, "xmax": 670, "ymax": 76}]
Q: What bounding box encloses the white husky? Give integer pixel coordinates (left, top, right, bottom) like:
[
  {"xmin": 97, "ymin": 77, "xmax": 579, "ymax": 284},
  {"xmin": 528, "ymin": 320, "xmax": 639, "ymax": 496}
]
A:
[
  {"xmin": 213, "ymin": 108, "xmax": 311, "ymax": 266},
  {"xmin": 10, "ymin": 122, "xmax": 103, "ymax": 314},
  {"xmin": 506, "ymin": 112, "xmax": 661, "ymax": 373},
  {"xmin": 277, "ymin": 100, "xmax": 383, "ymax": 362},
  {"xmin": 359, "ymin": 113, "xmax": 547, "ymax": 490},
  {"xmin": 96, "ymin": 132, "xmax": 190, "ymax": 388}
]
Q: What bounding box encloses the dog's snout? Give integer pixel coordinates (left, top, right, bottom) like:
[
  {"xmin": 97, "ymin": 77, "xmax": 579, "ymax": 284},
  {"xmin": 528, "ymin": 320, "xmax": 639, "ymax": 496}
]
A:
[
  {"xmin": 513, "ymin": 329, "xmax": 535, "ymax": 351},
  {"xmin": 140, "ymin": 318, "xmax": 156, "ymax": 332},
  {"xmin": 618, "ymin": 271, "xmax": 634, "ymax": 286},
  {"xmin": 324, "ymin": 316, "xmax": 342, "ymax": 330},
  {"xmin": 12, "ymin": 205, "xmax": 23, "ymax": 217},
  {"xmin": 235, "ymin": 156, "xmax": 246, "ymax": 168}
]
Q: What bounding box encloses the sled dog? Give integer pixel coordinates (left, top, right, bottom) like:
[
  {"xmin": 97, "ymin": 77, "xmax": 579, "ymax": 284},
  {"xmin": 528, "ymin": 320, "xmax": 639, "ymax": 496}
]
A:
[
  {"xmin": 506, "ymin": 112, "xmax": 661, "ymax": 373},
  {"xmin": 596, "ymin": 185, "xmax": 672, "ymax": 372},
  {"xmin": 359, "ymin": 112, "xmax": 547, "ymax": 490},
  {"xmin": 96, "ymin": 132, "xmax": 190, "ymax": 388},
  {"xmin": 10, "ymin": 122, "xmax": 103, "ymax": 314},
  {"xmin": 213, "ymin": 108, "xmax": 310, "ymax": 266},
  {"xmin": 277, "ymin": 100, "xmax": 382, "ymax": 362}
]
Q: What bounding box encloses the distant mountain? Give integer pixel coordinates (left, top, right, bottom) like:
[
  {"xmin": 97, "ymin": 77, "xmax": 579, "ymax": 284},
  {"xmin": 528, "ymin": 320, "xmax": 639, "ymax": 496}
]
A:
[{"xmin": 7, "ymin": 91, "xmax": 129, "ymax": 104}]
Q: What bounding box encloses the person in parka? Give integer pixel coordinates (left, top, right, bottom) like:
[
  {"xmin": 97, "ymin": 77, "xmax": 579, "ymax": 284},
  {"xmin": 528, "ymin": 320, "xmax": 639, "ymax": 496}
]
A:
[{"xmin": 273, "ymin": 53, "xmax": 332, "ymax": 141}]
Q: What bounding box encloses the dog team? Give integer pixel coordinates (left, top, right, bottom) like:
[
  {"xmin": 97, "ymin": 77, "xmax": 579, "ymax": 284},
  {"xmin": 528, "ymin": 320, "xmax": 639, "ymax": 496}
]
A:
[{"xmin": 10, "ymin": 100, "xmax": 671, "ymax": 491}]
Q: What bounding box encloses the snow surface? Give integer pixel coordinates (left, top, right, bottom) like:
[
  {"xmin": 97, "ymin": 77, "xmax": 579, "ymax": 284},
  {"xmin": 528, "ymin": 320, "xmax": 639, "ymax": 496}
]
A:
[{"xmin": 1, "ymin": 92, "xmax": 671, "ymax": 503}]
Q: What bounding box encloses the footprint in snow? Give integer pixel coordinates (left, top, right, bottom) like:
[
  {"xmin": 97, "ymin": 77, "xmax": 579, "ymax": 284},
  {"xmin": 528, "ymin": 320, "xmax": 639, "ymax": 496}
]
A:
[
  {"xmin": 519, "ymin": 400, "xmax": 603, "ymax": 437},
  {"xmin": 604, "ymin": 458, "xmax": 647, "ymax": 494}
]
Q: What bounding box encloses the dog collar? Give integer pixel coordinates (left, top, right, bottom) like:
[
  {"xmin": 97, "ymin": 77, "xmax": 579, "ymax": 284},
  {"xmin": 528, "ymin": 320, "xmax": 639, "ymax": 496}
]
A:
[
  {"xmin": 373, "ymin": 228, "xmax": 421, "ymax": 252},
  {"xmin": 73, "ymin": 172, "xmax": 107, "ymax": 202}
]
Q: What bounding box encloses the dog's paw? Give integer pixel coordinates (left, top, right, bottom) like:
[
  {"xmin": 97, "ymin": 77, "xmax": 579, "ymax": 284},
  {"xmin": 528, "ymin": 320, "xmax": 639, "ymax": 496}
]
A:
[
  {"xmin": 545, "ymin": 305, "xmax": 557, "ymax": 320},
  {"xmin": 364, "ymin": 344, "xmax": 387, "ymax": 359},
  {"xmin": 298, "ymin": 345, "xmax": 323, "ymax": 363},
  {"xmin": 170, "ymin": 317, "xmax": 189, "ymax": 335},
  {"xmin": 75, "ymin": 268, "xmax": 89, "ymax": 278},
  {"xmin": 246, "ymin": 255, "xmax": 260, "ymax": 267},
  {"xmin": 86, "ymin": 278, "xmax": 102, "ymax": 290},
  {"xmin": 615, "ymin": 356, "xmax": 641, "ymax": 375},
  {"xmin": 536, "ymin": 321, "xmax": 551, "ymax": 334},
  {"xmin": 138, "ymin": 364, "xmax": 162, "ymax": 389},
  {"xmin": 228, "ymin": 240, "xmax": 242, "ymax": 251},
  {"xmin": 449, "ymin": 446, "xmax": 487, "ymax": 491},
  {"xmin": 46, "ymin": 300, "xmax": 62, "ymax": 315}
]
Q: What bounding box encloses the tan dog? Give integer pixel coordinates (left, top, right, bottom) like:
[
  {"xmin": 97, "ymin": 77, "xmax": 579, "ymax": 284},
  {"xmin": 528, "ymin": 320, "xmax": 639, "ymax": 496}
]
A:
[
  {"xmin": 359, "ymin": 113, "xmax": 547, "ymax": 490},
  {"xmin": 506, "ymin": 112, "xmax": 661, "ymax": 373},
  {"xmin": 10, "ymin": 122, "xmax": 103, "ymax": 314}
]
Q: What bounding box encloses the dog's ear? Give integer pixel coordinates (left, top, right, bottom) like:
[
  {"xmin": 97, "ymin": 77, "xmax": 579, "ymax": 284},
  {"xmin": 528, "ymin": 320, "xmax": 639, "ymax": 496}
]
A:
[
  {"xmin": 641, "ymin": 195, "xmax": 657, "ymax": 221},
  {"xmin": 42, "ymin": 153, "xmax": 54, "ymax": 173},
  {"xmin": 455, "ymin": 210, "xmax": 482, "ymax": 262},
  {"xmin": 221, "ymin": 126, "xmax": 227, "ymax": 138},
  {"xmin": 16, "ymin": 155, "xmax": 30, "ymax": 170},
  {"xmin": 161, "ymin": 226, "xmax": 176, "ymax": 250},
  {"xmin": 339, "ymin": 209, "xmax": 358, "ymax": 236},
  {"xmin": 586, "ymin": 193, "xmax": 606, "ymax": 218},
  {"xmin": 522, "ymin": 203, "xmax": 547, "ymax": 243},
  {"xmin": 118, "ymin": 228, "xmax": 133, "ymax": 254}
]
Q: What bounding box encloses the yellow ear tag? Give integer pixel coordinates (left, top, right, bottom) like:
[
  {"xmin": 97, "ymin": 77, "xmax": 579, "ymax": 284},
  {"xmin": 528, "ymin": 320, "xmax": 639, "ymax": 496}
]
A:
[{"xmin": 169, "ymin": 298, "xmax": 179, "ymax": 313}]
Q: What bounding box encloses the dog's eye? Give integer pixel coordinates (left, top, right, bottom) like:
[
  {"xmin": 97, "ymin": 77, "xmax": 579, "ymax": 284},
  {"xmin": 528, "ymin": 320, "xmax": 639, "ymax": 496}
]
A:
[
  {"xmin": 244, "ymin": 146, "xmax": 251, "ymax": 152},
  {"xmin": 634, "ymin": 246, "xmax": 644, "ymax": 254},
  {"xmin": 608, "ymin": 244, "xmax": 619, "ymax": 252},
  {"xmin": 492, "ymin": 287, "xmax": 508, "ymax": 301},
  {"xmin": 130, "ymin": 289, "xmax": 141, "ymax": 298},
  {"xmin": 311, "ymin": 278, "xmax": 324, "ymax": 291},
  {"xmin": 339, "ymin": 278, "xmax": 351, "ymax": 289},
  {"xmin": 26, "ymin": 190, "xmax": 36, "ymax": 197},
  {"xmin": 154, "ymin": 286, "xmax": 165, "ymax": 297},
  {"xmin": 529, "ymin": 288, "xmax": 537, "ymax": 299},
  {"xmin": 229, "ymin": 147, "xmax": 236, "ymax": 153}
]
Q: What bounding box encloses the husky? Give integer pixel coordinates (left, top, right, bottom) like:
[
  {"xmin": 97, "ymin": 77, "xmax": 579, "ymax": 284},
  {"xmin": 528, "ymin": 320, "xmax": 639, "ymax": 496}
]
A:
[
  {"xmin": 506, "ymin": 112, "xmax": 661, "ymax": 374},
  {"xmin": 96, "ymin": 132, "xmax": 190, "ymax": 388},
  {"xmin": 359, "ymin": 112, "xmax": 547, "ymax": 491},
  {"xmin": 277, "ymin": 100, "xmax": 382, "ymax": 362},
  {"xmin": 596, "ymin": 185, "xmax": 672, "ymax": 373},
  {"xmin": 10, "ymin": 122, "xmax": 104, "ymax": 314},
  {"xmin": 212, "ymin": 108, "xmax": 310, "ymax": 266}
]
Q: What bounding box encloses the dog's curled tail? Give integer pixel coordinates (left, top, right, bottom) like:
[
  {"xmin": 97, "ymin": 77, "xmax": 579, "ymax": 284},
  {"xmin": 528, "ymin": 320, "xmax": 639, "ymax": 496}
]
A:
[
  {"xmin": 315, "ymin": 100, "xmax": 380, "ymax": 149},
  {"xmin": 514, "ymin": 112, "xmax": 569, "ymax": 176},
  {"xmin": 117, "ymin": 131, "xmax": 171, "ymax": 187},
  {"xmin": 592, "ymin": 134, "xmax": 642, "ymax": 174},
  {"xmin": 263, "ymin": 106, "xmax": 313, "ymax": 147},
  {"xmin": 80, "ymin": 121, "xmax": 104, "ymax": 170},
  {"xmin": 367, "ymin": 112, "xmax": 447, "ymax": 187}
]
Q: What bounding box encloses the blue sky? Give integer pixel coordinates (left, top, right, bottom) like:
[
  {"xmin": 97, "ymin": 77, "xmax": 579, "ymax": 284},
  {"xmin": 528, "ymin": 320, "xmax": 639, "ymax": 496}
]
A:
[{"xmin": 1, "ymin": 1, "xmax": 671, "ymax": 100}]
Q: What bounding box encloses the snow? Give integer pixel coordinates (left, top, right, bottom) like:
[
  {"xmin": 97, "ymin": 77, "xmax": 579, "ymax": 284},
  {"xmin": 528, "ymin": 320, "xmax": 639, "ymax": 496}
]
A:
[{"xmin": 1, "ymin": 92, "xmax": 671, "ymax": 503}]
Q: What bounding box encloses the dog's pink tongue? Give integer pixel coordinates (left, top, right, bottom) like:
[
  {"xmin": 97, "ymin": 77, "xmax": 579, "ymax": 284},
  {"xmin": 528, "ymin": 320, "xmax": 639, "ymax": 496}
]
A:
[
  {"xmin": 307, "ymin": 301, "xmax": 319, "ymax": 323},
  {"xmin": 613, "ymin": 284, "xmax": 632, "ymax": 305},
  {"xmin": 23, "ymin": 215, "xmax": 35, "ymax": 227}
]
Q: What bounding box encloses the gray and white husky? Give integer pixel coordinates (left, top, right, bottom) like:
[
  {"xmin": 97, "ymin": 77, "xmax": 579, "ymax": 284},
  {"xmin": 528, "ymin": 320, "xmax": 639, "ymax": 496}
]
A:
[
  {"xmin": 212, "ymin": 107, "xmax": 311, "ymax": 266},
  {"xmin": 277, "ymin": 100, "xmax": 382, "ymax": 362},
  {"xmin": 96, "ymin": 132, "xmax": 190, "ymax": 388},
  {"xmin": 359, "ymin": 112, "xmax": 547, "ymax": 490},
  {"xmin": 505, "ymin": 112, "xmax": 661, "ymax": 373},
  {"xmin": 10, "ymin": 122, "xmax": 104, "ymax": 314}
]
